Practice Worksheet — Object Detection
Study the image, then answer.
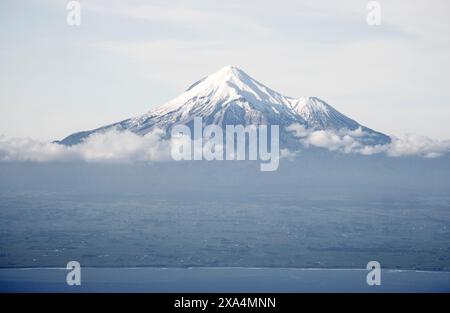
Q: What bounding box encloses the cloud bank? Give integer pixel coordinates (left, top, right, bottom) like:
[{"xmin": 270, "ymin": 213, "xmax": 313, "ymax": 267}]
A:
[
  {"xmin": 0, "ymin": 130, "xmax": 171, "ymax": 163},
  {"xmin": 1, "ymin": 126, "xmax": 450, "ymax": 163},
  {"xmin": 286, "ymin": 124, "xmax": 450, "ymax": 158}
]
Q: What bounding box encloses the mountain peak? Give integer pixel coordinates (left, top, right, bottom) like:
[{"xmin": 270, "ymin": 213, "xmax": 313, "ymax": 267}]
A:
[
  {"xmin": 184, "ymin": 65, "xmax": 248, "ymax": 93},
  {"xmin": 207, "ymin": 65, "xmax": 252, "ymax": 86},
  {"xmin": 157, "ymin": 66, "xmax": 294, "ymax": 116},
  {"xmin": 218, "ymin": 65, "xmax": 242, "ymax": 73},
  {"xmin": 58, "ymin": 66, "xmax": 391, "ymax": 146}
]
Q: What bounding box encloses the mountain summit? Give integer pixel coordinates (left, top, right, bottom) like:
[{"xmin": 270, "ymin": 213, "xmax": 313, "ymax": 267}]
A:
[{"xmin": 59, "ymin": 66, "xmax": 390, "ymax": 146}]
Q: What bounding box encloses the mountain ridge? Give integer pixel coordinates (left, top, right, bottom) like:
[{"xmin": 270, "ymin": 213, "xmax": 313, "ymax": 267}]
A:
[{"xmin": 58, "ymin": 66, "xmax": 391, "ymax": 147}]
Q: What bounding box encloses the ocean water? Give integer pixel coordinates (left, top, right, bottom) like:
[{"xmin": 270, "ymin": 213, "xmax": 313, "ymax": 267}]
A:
[
  {"xmin": 0, "ymin": 156, "xmax": 450, "ymax": 271},
  {"xmin": 2, "ymin": 267, "xmax": 450, "ymax": 292},
  {"xmin": 0, "ymin": 189, "xmax": 450, "ymax": 270}
]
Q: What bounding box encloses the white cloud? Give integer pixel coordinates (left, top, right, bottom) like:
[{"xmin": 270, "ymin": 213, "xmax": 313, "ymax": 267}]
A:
[
  {"xmin": 384, "ymin": 135, "xmax": 450, "ymax": 158},
  {"xmin": 305, "ymin": 130, "xmax": 360, "ymax": 153},
  {"xmin": 82, "ymin": 1, "xmax": 273, "ymax": 36},
  {"xmin": 0, "ymin": 129, "xmax": 172, "ymax": 163},
  {"xmin": 1, "ymin": 125, "xmax": 450, "ymax": 164},
  {"xmin": 280, "ymin": 148, "xmax": 298, "ymax": 160},
  {"xmin": 287, "ymin": 123, "xmax": 450, "ymax": 158}
]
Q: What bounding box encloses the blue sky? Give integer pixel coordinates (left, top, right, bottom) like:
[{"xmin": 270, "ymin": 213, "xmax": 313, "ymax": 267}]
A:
[{"xmin": 1, "ymin": 0, "xmax": 450, "ymax": 140}]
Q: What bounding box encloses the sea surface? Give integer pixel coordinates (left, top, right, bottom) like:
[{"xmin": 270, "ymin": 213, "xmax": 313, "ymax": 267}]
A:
[
  {"xmin": 0, "ymin": 157, "xmax": 449, "ymax": 291},
  {"xmin": 0, "ymin": 190, "xmax": 449, "ymax": 270},
  {"xmin": 1, "ymin": 267, "xmax": 450, "ymax": 292}
]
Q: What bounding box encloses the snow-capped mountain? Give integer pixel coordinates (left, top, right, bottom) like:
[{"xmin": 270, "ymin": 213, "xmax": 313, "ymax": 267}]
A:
[{"xmin": 58, "ymin": 66, "xmax": 390, "ymax": 146}]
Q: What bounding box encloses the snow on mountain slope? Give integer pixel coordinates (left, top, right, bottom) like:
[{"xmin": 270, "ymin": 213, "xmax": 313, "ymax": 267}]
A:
[
  {"xmin": 288, "ymin": 96, "xmax": 389, "ymax": 145},
  {"xmin": 290, "ymin": 96, "xmax": 360, "ymax": 130},
  {"xmin": 58, "ymin": 66, "xmax": 390, "ymax": 147}
]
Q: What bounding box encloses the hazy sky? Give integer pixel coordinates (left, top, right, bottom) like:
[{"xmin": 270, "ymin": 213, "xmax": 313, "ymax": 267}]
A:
[{"xmin": 1, "ymin": 0, "xmax": 449, "ymax": 140}]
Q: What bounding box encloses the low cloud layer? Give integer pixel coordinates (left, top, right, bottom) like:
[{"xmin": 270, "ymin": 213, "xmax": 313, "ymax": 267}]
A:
[
  {"xmin": 0, "ymin": 130, "xmax": 172, "ymax": 163},
  {"xmin": 1, "ymin": 125, "xmax": 450, "ymax": 163},
  {"xmin": 287, "ymin": 124, "xmax": 450, "ymax": 158}
]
